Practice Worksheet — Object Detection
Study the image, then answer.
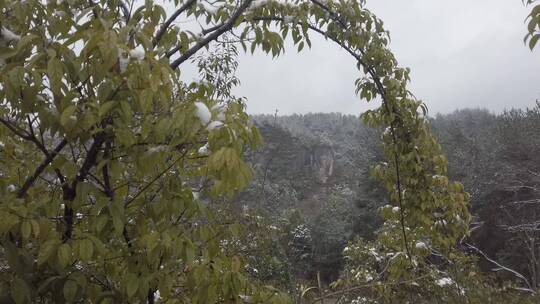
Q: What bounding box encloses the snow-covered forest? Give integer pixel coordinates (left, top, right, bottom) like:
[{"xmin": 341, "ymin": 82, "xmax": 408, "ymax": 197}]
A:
[{"xmin": 232, "ymin": 108, "xmax": 540, "ymax": 301}]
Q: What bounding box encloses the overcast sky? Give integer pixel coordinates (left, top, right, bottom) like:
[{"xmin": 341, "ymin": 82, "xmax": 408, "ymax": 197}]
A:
[{"xmin": 220, "ymin": 0, "xmax": 540, "ymax": 115}]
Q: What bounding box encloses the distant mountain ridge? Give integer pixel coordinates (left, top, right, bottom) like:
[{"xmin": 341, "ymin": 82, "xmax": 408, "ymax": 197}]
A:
[{"xmin": 234, "ymin": 108, "xmax": 540, "ymax": 284}]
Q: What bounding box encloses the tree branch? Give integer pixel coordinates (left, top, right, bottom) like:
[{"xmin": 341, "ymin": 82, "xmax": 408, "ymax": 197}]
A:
[
  {"xmin": 465, "ymin": 243, "xmax": 535, "ymax": 293},
  {"xmin": 169, "ymin": 0, "xmax": 255, "ymax": 69},
  {"xmin": 153, "ymin": 0, "xmax": 198, "ymax": 47},
  {"xmin": 16, "ymin": 139, "xmax": 68, "ymax": 198},
  {"xmin": 62, "ymin": 134, "xmax": 106, "ymax": 241},
  {"xmin": 124, "ymin": 153, "xmax": 186, "ymax": 207}
]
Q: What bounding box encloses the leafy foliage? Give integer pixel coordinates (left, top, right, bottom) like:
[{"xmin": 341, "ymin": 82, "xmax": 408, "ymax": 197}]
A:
[{"xmin": 524, "ymin": 0, "xmax": 540, "ymax": 49}]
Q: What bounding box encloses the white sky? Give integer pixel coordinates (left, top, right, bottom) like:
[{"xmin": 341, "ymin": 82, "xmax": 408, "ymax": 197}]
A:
[{"xmin": 224, "ymin": 0, "xmax": 540, "ymax": 115}]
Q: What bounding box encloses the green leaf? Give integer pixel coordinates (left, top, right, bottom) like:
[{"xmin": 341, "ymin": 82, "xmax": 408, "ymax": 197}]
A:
[
  {"xmin": 57, "ymin": 243, "xmax": 72, "ymax": 269},
  {"xmin": 98, "ymin": 100, "xmax": 116, "ymax": 118},
  {"xmin": 63, "ymin": 280, "xmax": 78, "ymax": 302},
  {"xmin": 60, "ymin": 105, "xmax": 77, "ymax": 129},
  {"xmin": 37, "ymin": 276, "xmax": 60, "ymax": 294},
  {"xmin": 20, "ymin": 221, "xmax": 31, "ymax": 240},
  {"xmin": 38, "ymin": 240, "xmax": 58, "ymax": 266},
  {"xmin": 47, "ymin": 57, "xmax": 64, "ymax": 95},
  {"xmin": 30, "ymin": 220, "xmax": 40, "ymax": 238},
  {"xmin": 79, "ymin": 239, "xmax": 94, "ymax": 262},
  {"xmin": 109, "ymin": 202, "xmax": 124, "ymax": 235},
  {"xmin": 126, "ymin": 274, "xmax": 139, "ymax": 298},
  {"xmin": 11, "ymin": 277, "xmax": 29, "ymax": 304},
  {"xmin": 529, "ymin": 33, "xmax": 540, "ymax": 50},
  {"xmin": 297, "ymin": 41, "xmax": 304, "ymax": 52}
]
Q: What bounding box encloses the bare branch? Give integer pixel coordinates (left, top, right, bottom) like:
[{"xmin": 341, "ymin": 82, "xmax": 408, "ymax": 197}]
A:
[{"xmin": 465, "ymin": 243, "xmax": 535, "ymax": 293}]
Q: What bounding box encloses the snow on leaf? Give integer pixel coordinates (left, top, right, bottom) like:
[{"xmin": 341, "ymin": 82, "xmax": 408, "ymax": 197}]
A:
[
  {"xmin": 283, "ymin": 15, "xmax": 294, "ymax": 23},
  {"xmin": 1, "ymin": 27, "xmax": 21, "ymax": 43},
  {"xmin": 194, "ymin": 102, "xmax": 211, "ymax": 125},
  {"xmin": 206, "ymin": 121, "xmax": 224, "ymax": 131},
  {"xmin": 249, "ymin": 0, "xmax": 269, "ymax": 10},
  {"xmin": 436, "ymin": 277, "xmax": 453, "ymax": 287},
  {"xmin": 129, "ymin": 45, "xmax": 145, "ymax": 60},
  {"xmin": 147, "ymin": 145, "xmax": 168, "ymax": 154},
  {"xmin": 201, "ymin": 2, "xmax": 221, "ymax": 15},
  {"xmin": 53, "ymin": 10, "xmax": 66, "ymax": 18},
  {"xmin": 415, "ymin": 242, "xmax": 427, "ymax": 249},
  {"xmin": 198, "ymin": 143, "xmax": 209, "ymax": 155},
  {"xmin": 118, "ymin": 52, "xmax": 130, "ymax": 73}
]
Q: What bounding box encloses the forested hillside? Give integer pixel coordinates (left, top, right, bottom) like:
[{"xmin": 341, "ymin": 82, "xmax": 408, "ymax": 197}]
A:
[{"xmin": 232, "ymin": 105, "xmax": 540, "ymax": 295}]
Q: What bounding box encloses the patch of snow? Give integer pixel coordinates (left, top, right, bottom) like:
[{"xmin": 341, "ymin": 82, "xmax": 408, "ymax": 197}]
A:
[
  {"xmin": 249, "ymin": 0, "xmax": 269, "ymax": 10},
  {"xmin": 368, "ymin": 247, "xmax": 381, "ymax": 261},
  {"xmin": 435, "ymin": 219, "xmax": 447, "ymax": 227},
  {"xmin": 436, "ymin": 277, "xmax": 453, "ymax": 287},
  {"xmin": 129, "ymin": 45, "xmax": 145, "ymax": 60},
  {"xmin": 148, "ymin": 145, "xmax": 168, "ymax": 154},
  {"xmin": 198, "ymin": 143, "xmax": 209, "ymax": 155},
  {"xmin": 212, "ymin": 103, "xmax": 227, "ymax": 121},
  {"xmin": 1, "ymin": 27, "xmax": 20, "ymax": 43},
  {"xmin": 211, "ymin": 103, "xmax": 226, "ymax": 111},
  {"xmin": 216, "ymin": 111, "xmax": 225, "ymax": 121},
  {"xmin": 206, "ymin": 121, "xmax": 224, "ymax": 131},
  {"xmin": 415, "ymin": 242, "xmax": 427, "ymax": 249},
  {"xmin": 379, "ymin": 204, "xmax": 392, "ymax": 211},
  {"xmin": 194, "ymin": 102, "xmax": 211, "ymax": 125},
  {"xmin": 53, "ymin": 10, "xmax": 66, "ymax": 17},
  {"xmin": 118, "ymin": 52, "xmax": 129, "ymax": 73},
  {"xmin": 202, "ymin": 3, "xmax": 220, "ymax": 15},
  {"xmin": 283, "ymin": 15, "xmax": 294, "ymax": 23}
]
